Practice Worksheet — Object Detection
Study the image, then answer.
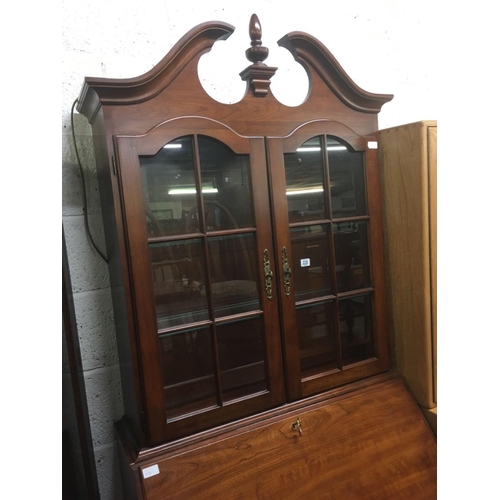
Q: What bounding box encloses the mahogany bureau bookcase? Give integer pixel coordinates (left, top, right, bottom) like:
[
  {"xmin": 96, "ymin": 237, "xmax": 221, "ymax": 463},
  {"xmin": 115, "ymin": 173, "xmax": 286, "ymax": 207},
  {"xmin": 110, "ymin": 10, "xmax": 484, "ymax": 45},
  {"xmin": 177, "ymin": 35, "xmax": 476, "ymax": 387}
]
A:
[{"xmin": 77, "ymin": 14, "xmax": 437, "ymax": 499}]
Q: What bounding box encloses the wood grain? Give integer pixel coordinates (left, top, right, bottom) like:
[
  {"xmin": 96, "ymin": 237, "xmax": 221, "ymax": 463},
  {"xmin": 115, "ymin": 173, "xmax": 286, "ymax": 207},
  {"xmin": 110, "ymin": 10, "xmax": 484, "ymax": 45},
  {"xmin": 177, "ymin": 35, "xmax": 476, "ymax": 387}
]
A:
[
  {"xmin": 78, "ymin": 14, "xmax": 393, "ymax": 451},
  {"xmin": 379, "ymin": 121, "xmax": 437, "ymax": 409},
  {"xmin": 140, "ymin": 377, "xmax": 436, "ymax": 499},
  {"xmin": 428, "ymin": 126, "xmax": 437, "ymax": 403}
]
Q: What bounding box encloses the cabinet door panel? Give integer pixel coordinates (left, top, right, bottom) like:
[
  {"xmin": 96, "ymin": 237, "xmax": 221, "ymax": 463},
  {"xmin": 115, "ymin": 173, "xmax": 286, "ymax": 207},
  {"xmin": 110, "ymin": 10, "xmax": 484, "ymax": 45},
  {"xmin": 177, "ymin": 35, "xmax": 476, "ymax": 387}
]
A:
[
  {"xmin": 290, "ymin": 224, "xmax": 332, "ymax": 301},
  {"xmin": 268, "ymin": 123, "xmax": 389, "ymax": 401},
  {"xmin": 334, "ymin": 220, "xmax": 371, "ymax": 293},
  {"xmin": 338, "ymin": 294, "xmax": 375, "ymax": 365},
  {"xmin": 140, "ymin": 136, "xmax": 200, "ymax": 237},
  {"xmin": 216, "ymin": 316, "xmax": 268, "ymax": 402},
  {"xmin": 207, "ymin": 233, "xmax": 260, "ymax": 318},
  {"xmin": 284, "ymin": 137, "xmax": 327, "ymax": 223},
  {"xmin": 296, "ymin": 300, "xmax": 338, "ymax": 379},
  {"xmin": 115, "ymin": 123, "xmax": 284, "ymax": 444},
  {"xmin": 150, "ymin": 239, "xmax": 209, "ymax": 329},
  {"xmin": 161, "ymin": 327, "xmax": 218, "ymax": 421},
  {"xmin": 327, "ymin": 136, "xmax": 367, "ymax": 218},
  {"xmin": 198, "ymin": 135, "xmax": 255, "ymax": 231}
]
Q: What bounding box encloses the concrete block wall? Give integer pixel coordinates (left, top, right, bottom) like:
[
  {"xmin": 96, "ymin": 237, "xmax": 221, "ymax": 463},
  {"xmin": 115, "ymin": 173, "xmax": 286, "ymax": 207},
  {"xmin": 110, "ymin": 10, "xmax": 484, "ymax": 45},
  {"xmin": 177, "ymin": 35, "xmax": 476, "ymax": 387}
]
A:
[
  {"xmin": 62, "ymin": 110, "xmax": 124, "ymax": 498},
  {"xmin": 62, "ymin": 1, "xmax": 437, "ymax": 498}
]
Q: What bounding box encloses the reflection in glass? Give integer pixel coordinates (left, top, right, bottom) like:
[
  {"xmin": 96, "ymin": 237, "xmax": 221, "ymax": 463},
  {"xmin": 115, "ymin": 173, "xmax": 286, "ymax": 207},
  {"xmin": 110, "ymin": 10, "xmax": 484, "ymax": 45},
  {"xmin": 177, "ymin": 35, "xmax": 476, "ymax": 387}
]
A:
[
  {"xmin": 327, "ymin": 137, "xmax": 366, "ymax": 218},
  {"xmin": 207, "ymin": 234, "xmax": 260, "ymax": 317},
  {"xmin": 296, "ymin": 301, "xmax": 337, "ymax": 379},
  {"xmin": 140, "ymin": 137, "xmax": 200, "ymax": 237},
  {"xmin": 150, "ymin": 239, "xmax": 209, "ymax": 330},
  {"xmin": 161, "ymin": 327, "xmax": 218, "ymax": 421},
  {"xmin": 216, "ymin": 317, "xmax": 267, "ymax": 402},
  {"xmin": 290, "ymin": 225, "xmax": 332, "ymax": 301},
  {"xmin": 334, "ymin": 221, "xmax": 370, "ymax": 293},
  {"xmin": 140, "ymin": 135, "xmax": 255, "ymax": 237},
  {"xmin": 285, "ymin": 137, "xmax": 326, "ymax": 223},
  {"xmin": 198, "ymin": 136, "xmax": 254, "ymax": 231},
  {"xmin": 339, "ymin": 295, "xmax": 374, "ymax": 365}
]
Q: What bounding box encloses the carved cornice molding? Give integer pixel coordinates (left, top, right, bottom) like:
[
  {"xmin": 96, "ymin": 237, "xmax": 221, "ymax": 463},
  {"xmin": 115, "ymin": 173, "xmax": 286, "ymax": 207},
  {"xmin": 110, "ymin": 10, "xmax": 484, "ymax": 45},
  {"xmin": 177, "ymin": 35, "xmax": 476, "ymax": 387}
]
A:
[
  {"xmin": 278, "ymin": 31, "xmax": 393, "ymax": 113},
  {"xmin": 77, "ymin": 16, "xmax": 394, "ymax": 123},
  {"xmin": 77, "ymin": 21, "xmax": 234, "ymax": 122}
]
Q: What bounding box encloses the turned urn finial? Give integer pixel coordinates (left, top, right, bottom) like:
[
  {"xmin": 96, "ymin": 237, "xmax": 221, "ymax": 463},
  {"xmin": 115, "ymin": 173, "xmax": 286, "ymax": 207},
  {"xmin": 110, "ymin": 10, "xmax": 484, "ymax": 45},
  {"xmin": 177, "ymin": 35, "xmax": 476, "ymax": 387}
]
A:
[
  {"xmin": 245, "ymin": 14, "xmax": 269, "ymax": 65},
  {"xmin": 240, "ymin": 13, "xmax": 277, "ymax": 97}
]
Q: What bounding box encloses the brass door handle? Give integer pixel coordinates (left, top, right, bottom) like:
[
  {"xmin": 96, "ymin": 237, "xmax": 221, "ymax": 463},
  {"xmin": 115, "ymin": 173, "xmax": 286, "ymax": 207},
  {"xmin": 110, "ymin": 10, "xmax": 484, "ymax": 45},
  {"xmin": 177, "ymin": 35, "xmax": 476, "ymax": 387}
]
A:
[
  {"xmin": 263, "ymin": 249, "xmax": 273, "ymax": 300},
  {"xmin": 290, "ymin": 417, "xmax": 302, "ymax": 436},
  {"xmin": 282, "ymin": 246, "xmax": 292, "ymax": 297}
]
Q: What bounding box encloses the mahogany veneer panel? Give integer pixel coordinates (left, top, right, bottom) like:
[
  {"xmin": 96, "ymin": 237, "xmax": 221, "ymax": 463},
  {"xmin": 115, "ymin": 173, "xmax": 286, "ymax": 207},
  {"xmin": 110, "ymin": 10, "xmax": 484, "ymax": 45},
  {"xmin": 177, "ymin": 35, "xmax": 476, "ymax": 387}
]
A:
[
  {"xmin": 138, "ymin": 377, "xmax": 436, "ymax": 499},
  {"xmin": 379, "ymin": 121, "xmax": 437, "ymax": 410}
]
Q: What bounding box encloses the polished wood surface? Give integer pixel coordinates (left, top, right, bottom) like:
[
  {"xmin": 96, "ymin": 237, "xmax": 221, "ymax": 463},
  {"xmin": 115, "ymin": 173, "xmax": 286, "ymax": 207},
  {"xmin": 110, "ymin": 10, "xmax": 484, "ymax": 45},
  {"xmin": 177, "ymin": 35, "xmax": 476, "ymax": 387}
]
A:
[
  {"xmin": 116, "ymin": 128, "xmax": 287, "ymax": 444},
  {"xmin": 78, "ymin": 21, "xmax": 392, "ymax": 122},
  {"xmin": 78, "ymin": 13, "xmax": 394, "ymax": 454},
  {"xmin": 137, "ymin": 375, "xmax": 436, "ymax": 500},
  {"xmin": 379, "ymin": 121, "xmax": 437, "ymax": 410},
  {"xmin": 76, "ymin": 14, "xmax": 440, "ymax": 499}
]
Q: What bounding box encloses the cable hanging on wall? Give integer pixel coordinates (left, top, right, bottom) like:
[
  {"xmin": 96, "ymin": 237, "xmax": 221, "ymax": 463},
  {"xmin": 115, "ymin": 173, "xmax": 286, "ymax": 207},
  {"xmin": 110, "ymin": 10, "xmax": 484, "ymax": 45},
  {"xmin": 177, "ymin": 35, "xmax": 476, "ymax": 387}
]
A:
[{"xmin": 70, "ymin": 98, "xmax": 109, "ymax": 264}]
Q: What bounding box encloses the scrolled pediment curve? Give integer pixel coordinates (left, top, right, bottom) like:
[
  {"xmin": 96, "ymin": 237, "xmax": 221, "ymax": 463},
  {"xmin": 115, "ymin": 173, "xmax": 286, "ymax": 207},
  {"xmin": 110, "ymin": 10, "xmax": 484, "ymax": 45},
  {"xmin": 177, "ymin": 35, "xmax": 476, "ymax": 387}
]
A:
[
  {"xmin": 77, "ymin": 21, "xmax": 234, "ymax": 120},
  {"xmin": 278, "ymin": 31, "xmax": 393, "ymax": 113}
]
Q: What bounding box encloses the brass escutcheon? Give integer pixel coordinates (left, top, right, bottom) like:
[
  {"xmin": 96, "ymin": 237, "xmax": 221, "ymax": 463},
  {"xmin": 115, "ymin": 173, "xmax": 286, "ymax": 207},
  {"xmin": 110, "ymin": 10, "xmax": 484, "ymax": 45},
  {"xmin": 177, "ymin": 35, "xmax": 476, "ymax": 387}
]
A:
[
  {"xmin": 282, "ymin": 246, "xmax": 292, "ymax": 297},
  {"xmin": 263, "ymin": 249, "xmax": 273, "ymax": 300},
  {"xmin": 290, "ymin": 417, "xmax": 302, "ymax": 437}
]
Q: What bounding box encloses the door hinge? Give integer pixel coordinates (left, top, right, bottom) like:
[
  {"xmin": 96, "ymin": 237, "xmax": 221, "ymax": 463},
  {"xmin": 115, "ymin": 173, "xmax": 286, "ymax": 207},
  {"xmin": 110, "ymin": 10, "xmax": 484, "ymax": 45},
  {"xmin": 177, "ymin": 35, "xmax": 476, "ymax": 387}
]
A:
[{"xmin": 112, "ymin": 156, "xmax": 118, "ymax": 175}]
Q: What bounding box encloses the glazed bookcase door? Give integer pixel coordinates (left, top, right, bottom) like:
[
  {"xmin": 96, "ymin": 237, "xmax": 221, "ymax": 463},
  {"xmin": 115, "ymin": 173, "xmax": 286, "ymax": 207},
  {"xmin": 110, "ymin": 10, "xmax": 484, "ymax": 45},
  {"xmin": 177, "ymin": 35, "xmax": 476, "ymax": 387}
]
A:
[
  {"xmin": 268, "ymin": 123, "xmax": 390, "ymax": 401},
  {"xmin": 114, "ymin": 120, "xmax": 285, "ymax": 444}
]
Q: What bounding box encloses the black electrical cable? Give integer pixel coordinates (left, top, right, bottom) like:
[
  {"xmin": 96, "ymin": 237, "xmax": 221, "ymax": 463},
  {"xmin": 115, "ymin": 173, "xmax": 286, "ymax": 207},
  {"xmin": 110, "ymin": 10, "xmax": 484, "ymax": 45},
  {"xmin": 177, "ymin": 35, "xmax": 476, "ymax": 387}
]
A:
[{"xmin": 70, "ymin": 99, "xmax": 109, "ymax": 263}]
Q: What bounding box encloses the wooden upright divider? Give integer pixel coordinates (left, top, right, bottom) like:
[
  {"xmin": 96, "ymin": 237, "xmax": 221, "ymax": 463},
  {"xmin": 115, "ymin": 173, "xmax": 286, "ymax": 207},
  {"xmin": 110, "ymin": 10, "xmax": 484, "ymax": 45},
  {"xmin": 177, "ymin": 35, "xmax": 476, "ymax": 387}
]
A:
[{"xmin": 379, "ymin": 120, "xmax": 437, "ymax": 434}]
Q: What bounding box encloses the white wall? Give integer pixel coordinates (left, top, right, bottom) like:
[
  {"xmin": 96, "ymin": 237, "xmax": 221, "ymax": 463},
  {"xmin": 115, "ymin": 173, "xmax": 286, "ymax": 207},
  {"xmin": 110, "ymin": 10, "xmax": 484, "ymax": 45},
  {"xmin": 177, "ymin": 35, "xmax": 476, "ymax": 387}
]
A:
[{"xmin": 62, "ymin": 1, "xmax": 438, "ymax": 498}]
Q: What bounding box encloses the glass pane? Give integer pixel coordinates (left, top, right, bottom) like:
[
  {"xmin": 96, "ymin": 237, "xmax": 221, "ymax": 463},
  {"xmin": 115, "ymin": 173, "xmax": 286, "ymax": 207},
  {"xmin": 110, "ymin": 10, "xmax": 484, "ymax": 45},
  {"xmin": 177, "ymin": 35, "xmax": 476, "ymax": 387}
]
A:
[
  {"xmin": 140, "ymin": 137, "xmax": 200, "ymax": 237},
  {"xmin": 216, "ymin": 317, "xmax": 267, "ymax": 402},
  {"xmin": 161, "ymin": 327, "xmax": 218, "ymax": 421},
  {"xmin": 207, "ymin": 234, "xmax": 260, "ymax": 318},
  {"xmin": 334, "ymin": 220, "xmax": 370, "ymax": 293},
  {"xmin": 296, "ymin": 301, "xmax": 337, "ymax": 378},
  {"xmin": 290, "ymin": 224, "xmax": 332, "ymax": 301},
  {"xmin": 327, "ymin": 137, "xmax": 366, "ymax": 218},
  {"xmin": 150, "ymin": 239, "xmax": 209, "ymax": 329},
  {"xmin": 339, "ymin": 295, "xmax": 374, "ymax": 365},
  {"xmin": 198, "ymin": 136, "xmax": 254, "ymax": 231},
  {"xmin": 285, "ymin": 137, "xmax": 326, "ymax": 223}
]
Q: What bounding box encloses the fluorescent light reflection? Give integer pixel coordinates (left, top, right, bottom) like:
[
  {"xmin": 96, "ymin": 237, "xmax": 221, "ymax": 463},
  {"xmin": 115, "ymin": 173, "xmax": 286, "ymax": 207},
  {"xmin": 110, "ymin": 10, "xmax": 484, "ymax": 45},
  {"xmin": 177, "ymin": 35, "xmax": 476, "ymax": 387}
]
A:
[
  {"xmin": 286, "ymin": 187, "xmax": 324, "ymax": 196},
  {"xmin": 168, "ymin": 188, "xmax": 218, "ymax": 195},
  {"xmin": 296, "ymin": 146, "xmax": 347, "ymax": 152},
  {"xmin": 163, "ymin": 144, "xmax": 183, "ymax": 149}
]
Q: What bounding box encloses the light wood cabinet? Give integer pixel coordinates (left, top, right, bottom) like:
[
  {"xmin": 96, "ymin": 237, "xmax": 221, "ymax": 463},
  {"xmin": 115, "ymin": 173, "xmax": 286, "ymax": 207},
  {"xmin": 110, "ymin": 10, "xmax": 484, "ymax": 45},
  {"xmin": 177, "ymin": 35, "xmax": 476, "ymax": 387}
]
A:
[{"xmin": 379, "ymin": 120, "xmax": 437, "ymax": 431}]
